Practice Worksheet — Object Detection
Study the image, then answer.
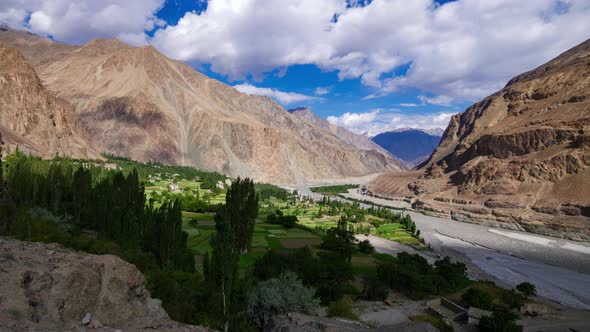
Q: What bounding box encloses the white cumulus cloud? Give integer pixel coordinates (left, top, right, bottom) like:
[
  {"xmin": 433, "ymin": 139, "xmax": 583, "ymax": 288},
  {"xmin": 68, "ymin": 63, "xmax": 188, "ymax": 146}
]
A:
[
  {"xmin": 327, "ymin": 109, "xmax": 455, "ymax": 136},
  {"xmin": 151, "ymin": 0, "xmax": 590, "ymax": 101},
  {"xmin": 0, "ymin": 0, "xmax": 165, "ymax": 45},
  {"xmin": 234, "ymin": 83, "xmax": 321, "ymax": 105}
]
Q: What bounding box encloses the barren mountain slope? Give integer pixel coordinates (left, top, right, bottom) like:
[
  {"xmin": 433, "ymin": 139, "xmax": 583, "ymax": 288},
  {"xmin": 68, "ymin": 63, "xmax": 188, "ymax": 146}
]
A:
[
  {"xmin": 0, "ymin": 42, "xmax": 98, "ymax": 159},
  {"xmin": 288, "ymin": 107, "xmax": 398, "ymax": 156},
  {"xmin": 368, "ymin": 38, "xmax": 590, "ymax": 240},
  {"xmin": 0, "ymin": 28, "xmax": 403, "ymax": 184}
]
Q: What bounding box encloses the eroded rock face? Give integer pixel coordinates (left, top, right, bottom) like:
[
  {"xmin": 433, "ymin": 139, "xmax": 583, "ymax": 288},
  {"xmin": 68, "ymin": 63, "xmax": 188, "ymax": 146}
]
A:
[
  {"xmin": 0, "ymin": 42, "xmax": 99, "ymax": 159},
  {"xmin": 369, "ymin": 38, "xmax": 590, "ymax": 240},
  {"xmin": 0, "ymin": 238, "xmax": 212, "ymax": 332}
]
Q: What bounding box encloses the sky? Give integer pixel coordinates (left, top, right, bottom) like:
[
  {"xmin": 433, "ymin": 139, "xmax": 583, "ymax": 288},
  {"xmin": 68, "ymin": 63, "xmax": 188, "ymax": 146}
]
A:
[{"xmin": 1, "ymin": 0, "xmax": 590, "ymax": 136}]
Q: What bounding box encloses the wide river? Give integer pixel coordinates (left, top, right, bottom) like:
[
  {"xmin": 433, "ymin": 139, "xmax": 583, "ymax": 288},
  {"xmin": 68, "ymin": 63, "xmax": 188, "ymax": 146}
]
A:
[{"xmin": 291, "ymin": 186, "xmax": 590, "ymax": 310}]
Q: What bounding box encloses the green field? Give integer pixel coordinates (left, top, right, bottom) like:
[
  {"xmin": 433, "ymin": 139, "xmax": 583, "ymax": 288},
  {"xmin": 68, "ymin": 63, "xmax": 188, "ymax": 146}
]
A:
[
  {"xmin": 375, "ymin": 223, "xmax": 421, "ymax": 245},
  {"xmin": 181, "ymin": 210, "xmax": 323, "ymax": 271},
  {"xmin": 145, "ymin": 178, "xmax": 227, "ymax": 204}
]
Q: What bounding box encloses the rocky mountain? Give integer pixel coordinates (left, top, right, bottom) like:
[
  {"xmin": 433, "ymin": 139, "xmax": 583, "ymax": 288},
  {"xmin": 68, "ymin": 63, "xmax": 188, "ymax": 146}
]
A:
[
  {"xmin": 372, "ymin": 128, "xmax": 443, "ymax": 167},
  {"xmin": 288, "ymin": 107, "xmax": 397, "ymax": 155},
  {"xmin": 0, "ymin": 27, "xmax": 404, "ymax": 184},
  {"xmin": 0, "ymin": 42, "xmax": 98, "ymax": 159},
  {"xmin": 0, "ymin": 238, "xmax": 213, "ymax": 331},
  {"xmin": 368, "ymin": 38, "xmax": 590, "ymax": 240}
]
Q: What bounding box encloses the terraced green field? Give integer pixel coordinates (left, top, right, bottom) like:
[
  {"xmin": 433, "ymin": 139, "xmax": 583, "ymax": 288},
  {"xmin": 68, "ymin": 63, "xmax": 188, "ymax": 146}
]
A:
[
  {"xmin": 181, "ymin": 211, "xmax": 322, "ymax": 271},
  {"xmin": 375, "ymin": 223, "xmax": 421, "ymax": 245},
  {"xmin": 145, "ymin": 179, "xmax": 227, "ymax": 204}
]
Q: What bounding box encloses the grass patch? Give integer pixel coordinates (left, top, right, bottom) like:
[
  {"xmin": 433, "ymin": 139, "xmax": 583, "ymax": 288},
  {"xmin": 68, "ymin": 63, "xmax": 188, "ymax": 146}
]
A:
[{"xmin": 410, "ymin": 314, "xmax": 452, "ymax": 332}]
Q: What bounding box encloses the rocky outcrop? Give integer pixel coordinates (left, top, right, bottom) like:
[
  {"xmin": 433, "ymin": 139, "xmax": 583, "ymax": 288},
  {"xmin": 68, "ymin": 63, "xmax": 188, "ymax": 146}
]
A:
[
  {"xmin": 369, "ymin": 38, "xmax": 590, "ymax": 240},
  {"xmin": 0, "ymin": 238, "xmax": 213, "ymax": 331},
  {"xmin": 264, "ymin": 313, "xmax": 437, "ymax": 332},
  {"xmin": 0, "ymin": 42, "xmax": 99, "ymax": 159},
  {"xmin": 0, "ymin": 27, "xmax": 404, "ymax": 184}
]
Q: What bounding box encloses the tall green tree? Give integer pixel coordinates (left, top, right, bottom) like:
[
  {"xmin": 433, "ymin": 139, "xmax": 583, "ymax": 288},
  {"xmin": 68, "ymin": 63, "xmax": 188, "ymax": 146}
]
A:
[
  {"xmin": 210, "ymin": 207, "xmax": 239, "ymax": 332},
  {"xmin": 225, "ymin": 177, "xmax": 259, "ymax": 253}
]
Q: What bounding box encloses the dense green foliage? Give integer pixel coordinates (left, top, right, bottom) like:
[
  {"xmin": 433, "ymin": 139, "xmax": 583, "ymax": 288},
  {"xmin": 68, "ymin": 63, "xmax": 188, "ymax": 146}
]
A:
[
  {"xmin": 225, "ymin": 178, "xmax": 259, "ymax": 253},
  {"xmin": 255, "ymin": 183, "xmax": 290, "ymax": 200},
  {"xmin": 102, "ymin": 153, "xmax": 227, "ymax": 189},
  {"xmin": 358, "ymin": 239, "xmax": 375, "ymax": 254},
  {"xmin": 266, "ymin": 209, "xmax": 298, "ymax": 228},
  {"xmin": 320, "ymin": 215, "xmax": 356, "ymax": 262},
  {"xmin": 462, "ymin": 288, "xmax": 494, "ymax": 310},
  {"xmin": 327, "ymin": 297, "xmax": 357, "ymax": 320},
  {"xmin": 515, "ymin": 282, "xmax": 536, "ymax": 298},
  {"xmin": 310, "ymin": 184, "xmax": 359, "ymax": 195},
  {"xmin": 2, "ymin": 152, "xmax": 194, "ymax": 272},
  {"xmin": 479, "ymin": 309, "xmax": 522, "ymax": 332},
  {"xmin": 246, "ymin": 272, "xmax": 319, "ymax": 326},
  {"xmin": 253, "ymin": 247, "xmax": 354, "ymax": 304},
  {"xmin": 377, "ymin": 253, "xmax": 469, "ymax": 299},
  {"xmin": 360, "ymin": 277, "xmax": 388, "ymax": 301}
]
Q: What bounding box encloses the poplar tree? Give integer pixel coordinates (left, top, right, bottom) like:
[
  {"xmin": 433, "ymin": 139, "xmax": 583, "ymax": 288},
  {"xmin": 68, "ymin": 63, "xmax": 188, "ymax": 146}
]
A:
[
  {"xmin": 210, "ymin": 207, "xmax": 239, "ymax": 332},
  {"xmin": 225, "ymin": 177, "xmax": 259, "ymax": 253}
]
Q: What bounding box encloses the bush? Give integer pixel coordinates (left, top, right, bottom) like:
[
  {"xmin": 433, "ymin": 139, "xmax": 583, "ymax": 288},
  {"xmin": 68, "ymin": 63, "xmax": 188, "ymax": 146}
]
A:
[
  {"xmin": 377, "ymin": 253, "xmax": 469, "ymax": 299},
  {"xmin": 246, "ymin": 272, "xmax": 319, "ymax": 326},
  {"xmin": 479, "ymin": 309, "xmax": 522, "ymax": 332},
  {"xmin": 462, "ymin": 288, "xmax": 494, "ymax": 310},
  {"xmin": 361, "ymin": 277, "xmax": 388, "ymax": 301},
  {"xmin": 515, "ymin": 282, "xmax": 536, "ymax": 298},
  {"xmin": 358, "ymin": 239, "xmax": 375, "ymax": 254},
  {"xmin": 501, "ymin": 290, "xmax": 525, "ymax": 310},
  {"xmin": 280, "ymin": 215, "xmax": 297, "ymax": 228},
  {"xmin": 327, "ymin": 297, "xmax": 357, "ymax": 320}
]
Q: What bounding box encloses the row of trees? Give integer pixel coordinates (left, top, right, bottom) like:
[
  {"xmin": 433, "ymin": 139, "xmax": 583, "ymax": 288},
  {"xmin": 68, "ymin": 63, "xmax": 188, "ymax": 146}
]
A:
[
  {"xmin": 377, "ymin": 252, "xmax": 470, "ymax": 299},
  {"xmin": 102, "ymin": 153, "xmax": 227, "ymax": 190},
  {"xmin": 2, "ymin": 151, "xmax": 195, "ymax": 272}
]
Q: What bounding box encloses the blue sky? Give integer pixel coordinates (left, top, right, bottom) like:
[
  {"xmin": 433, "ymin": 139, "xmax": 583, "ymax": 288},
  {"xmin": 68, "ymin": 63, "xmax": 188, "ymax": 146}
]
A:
[{"xmin": 2, "ymin": 0, "xmax": 589, "ymax": 135}]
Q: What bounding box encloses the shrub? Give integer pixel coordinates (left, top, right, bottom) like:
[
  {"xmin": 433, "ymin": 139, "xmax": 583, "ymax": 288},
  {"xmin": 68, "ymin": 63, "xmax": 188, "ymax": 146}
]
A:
[
  {"xmin": 280, "ymin": 215, "xmax": 297, "ymax": 228},
  {"xmin": 266, "ymin": 212, "xmax": 277, "ymax": 224},
  {"xmin": 462, "ymin": 288, "xmax": 494, "ymax": 310},
  {"xmin": 246, "ymin": 272, "xmax": 319, "ymax": 326},
  {"xmin": 515, "ymin": 282, "xmax": 536, "ymax": 298},
  {"xmin": 411, "ymin": 314, "xmax": 453, "ymax": 332},
  {"xmin": 479, "ymin": 309, "xmax": 522, "ymax": 332},
  {"xmin": 327, "ymin": 297, "xmax": 357, "ymax": 320},
  {"xmin": 361, "ymin": 277, "xmax": 388, "ymax": 301},
  {"xmin": 358, "ymin": 239, "xmax": 375, "ymax": 254},
  {"xmin": 501, "ymin": 290, "xmax": 525, "ymax": 310}
]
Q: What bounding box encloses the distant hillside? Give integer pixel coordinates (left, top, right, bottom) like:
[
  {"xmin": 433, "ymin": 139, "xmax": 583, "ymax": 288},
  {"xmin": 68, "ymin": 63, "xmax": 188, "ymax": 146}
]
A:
[{"xmin": 371, "ymin": 129, "xmax": 442, "ymax": 167}]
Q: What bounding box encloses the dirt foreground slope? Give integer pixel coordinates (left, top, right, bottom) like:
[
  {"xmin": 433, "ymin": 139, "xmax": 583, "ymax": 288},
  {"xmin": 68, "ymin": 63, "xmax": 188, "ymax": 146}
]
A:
[{"xmin": 0, "ymin": 238, "xmax": 213, "ymax": 332}]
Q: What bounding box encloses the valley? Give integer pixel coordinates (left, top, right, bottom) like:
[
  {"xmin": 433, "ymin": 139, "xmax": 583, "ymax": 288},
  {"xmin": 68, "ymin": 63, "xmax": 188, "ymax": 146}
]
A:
[
  {"xmin": 0, "ymin": 3, "xmax": 589, "ymax": 331},
  {"xmin": 310, "ymin": 186, "xmax": 590, "ymax": 310}
]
